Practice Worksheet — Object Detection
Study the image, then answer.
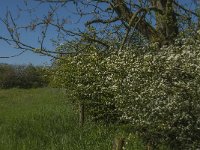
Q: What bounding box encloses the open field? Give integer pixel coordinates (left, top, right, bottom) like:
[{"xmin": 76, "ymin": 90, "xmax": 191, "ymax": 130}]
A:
[{"xmin": 0, "ymin": 88, "xmax": 145, "ymax": 150}]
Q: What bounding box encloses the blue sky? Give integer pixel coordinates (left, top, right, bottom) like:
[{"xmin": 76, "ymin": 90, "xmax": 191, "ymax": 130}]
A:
[
  {"xmin": 0, "ymin": 0, "xmax": 79, "ymax": 65},
  {"xmin": 0, "ymin": 0, "xmax": 50, "ymax": 65},
  {"xmin": 0, "ymin": 0, "xmax": 198, "ymax": 65}
]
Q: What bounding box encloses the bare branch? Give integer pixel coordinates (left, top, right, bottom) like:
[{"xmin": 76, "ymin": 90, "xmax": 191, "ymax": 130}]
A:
[
  {"xmin": 174, "ymin": 1, "xmax": 200, "ymax": 17},
  {"xmin": 85, "ymin": 17, "xmax": 120, "ymax": 26},
  {"xmin": 0, "ymin": 50, "xmax": 26, "ymax": 58}
]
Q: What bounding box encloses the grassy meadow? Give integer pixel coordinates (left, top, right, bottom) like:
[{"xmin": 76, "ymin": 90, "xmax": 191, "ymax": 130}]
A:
[{"xmin": 0, "ymin": 88, "xmax": 145, "ymax": 150}]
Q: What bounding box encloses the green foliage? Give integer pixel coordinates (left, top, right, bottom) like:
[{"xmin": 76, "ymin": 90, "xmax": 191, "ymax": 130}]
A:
[
  {"xmin": 0, "ymin": 64, "xmax": 48, "ymax": 89},
  {"xmin": 50, "ymin": 48, "xmax": 121, "ymax": 123},
  {"xmin": 51, "ymin": 31, "xmax": 200, "ymax": 148},
  {"xmin": 109, "ymin": 41, "xmax": 200, "ymax": 148},
  {"xmin": 0, "ymin": 64, "xmax": 16, "ymax": 88},
  {"xmin": 106, "ymin": 34, "xmax": 200, "ymax": 148}
]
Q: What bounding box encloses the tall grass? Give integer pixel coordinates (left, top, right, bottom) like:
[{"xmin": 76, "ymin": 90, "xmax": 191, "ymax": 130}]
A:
[{"xmin": 0, "ymin": 88, "xmax": 145, "ymax": 150}]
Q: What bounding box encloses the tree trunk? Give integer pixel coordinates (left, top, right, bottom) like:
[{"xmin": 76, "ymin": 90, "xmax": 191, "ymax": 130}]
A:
[
  {"xmin": 112, "ymin": 0, "xmax": 179, "ymax": 45},
  {"xmin": 112, "ymin": 0, "xmax": 159, "ymax": 42},
  {"xmin": 151, "ymin": 0, "xmax": 178, "ymax": 44}
]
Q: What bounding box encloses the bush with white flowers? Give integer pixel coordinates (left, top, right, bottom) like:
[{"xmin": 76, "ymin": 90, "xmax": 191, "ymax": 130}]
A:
[
  {"xmin": 105, "ymin": 35, "xmax": 200, "ymax": 148},
  {"xmin": 51, "ymin": 32, "xmax": 200, "ymax": 148},
  {"xmin": 51, "ymin": 48, "xmax": 121, "ymax": 122}
]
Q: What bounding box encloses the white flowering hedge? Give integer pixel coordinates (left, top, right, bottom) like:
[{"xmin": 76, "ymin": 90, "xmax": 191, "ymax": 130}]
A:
[
  {"xmin": 106, "ymin": 39, "xmax": 200, "ymax": 148},
  {"xmin": 51, "ymin": 33, "xmax": 200, "ymax": 148},
  {"xmin": 51, "ymin": 48, "xmax": 121, "ymax": 122}
]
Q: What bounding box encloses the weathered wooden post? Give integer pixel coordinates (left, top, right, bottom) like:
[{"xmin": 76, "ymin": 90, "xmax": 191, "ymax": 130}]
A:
[
  {"xmin": 79, "ymin": 102, "xmax": 85, "ymax": 127},
  {"xmin": 147, "ymin": 143, "xmax": 152, "ymax": 150},
  {"xmin": 112, "ymin": 137, "xmax": 125, "ymax": 150}
]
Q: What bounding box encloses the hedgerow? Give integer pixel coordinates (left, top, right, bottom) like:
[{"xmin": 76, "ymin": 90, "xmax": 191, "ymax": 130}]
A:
[
  {"xmin": 51, "ymin": 31, "xmax": 200, "ymax": 149},
  {"xmin": 51, "ymin": 49, "xmax": 121, "ymax": 123}
]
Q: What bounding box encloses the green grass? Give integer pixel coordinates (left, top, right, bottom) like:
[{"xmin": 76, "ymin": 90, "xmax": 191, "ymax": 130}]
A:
[{"xmin": 0, "ymin": 88, "xmax": 145, "ymax": 150}]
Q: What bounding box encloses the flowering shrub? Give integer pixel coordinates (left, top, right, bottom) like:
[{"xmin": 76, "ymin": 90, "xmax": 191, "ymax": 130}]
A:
[
  {"xmin": 106, "ymin": 36, "xmax": 200, "ymax": 148},
  {"xmin": 51, "ymin": 32, "xmax": 200, "ymax": 148},
  {"xmin": 51, "ymin": 48, "xmax": 121, "ymax": 122}
]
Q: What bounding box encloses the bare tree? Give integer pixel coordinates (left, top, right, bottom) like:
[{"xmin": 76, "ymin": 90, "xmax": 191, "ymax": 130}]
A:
[{"xmin": 0, "ymin": 0, "xmax": 199, "ymax": 58}]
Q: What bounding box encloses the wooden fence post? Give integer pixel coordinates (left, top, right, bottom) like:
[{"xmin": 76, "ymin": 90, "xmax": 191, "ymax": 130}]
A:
[
  {"xmin": 79, "ymin": 102, "xmax": 85, "ymax": 127},
  {"xmin": 112, "ymin": 137, "xmax": 125, "ymax": 150},
  {"xmin": 147, "ymin": 143, "xmax": 152, "ymax": 150}
]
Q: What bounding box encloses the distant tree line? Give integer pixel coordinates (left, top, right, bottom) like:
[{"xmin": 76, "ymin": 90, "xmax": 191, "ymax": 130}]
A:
[{"xmin": 0, "ymin": 63, "xmax": 48, "ymax": 89}]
